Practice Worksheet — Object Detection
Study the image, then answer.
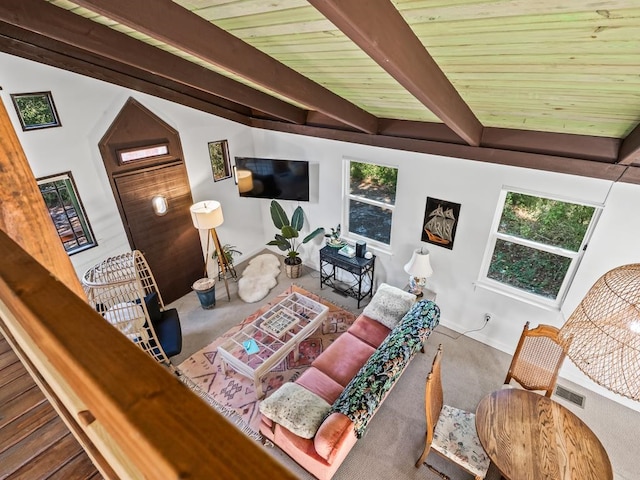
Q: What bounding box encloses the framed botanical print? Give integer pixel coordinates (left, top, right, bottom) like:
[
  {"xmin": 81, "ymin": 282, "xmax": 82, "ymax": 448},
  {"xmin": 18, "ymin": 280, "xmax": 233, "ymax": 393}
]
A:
[
  {"xmin": 208, "ymin": 139, "xmax": 231, "ymax": 181},
  {"xmin": 11, "ymin": 91, "xmax": 62, "ymax": 131},
  {"xmin": 421, "ymin": 197, "xmax": 461, "ymax": 250},
  {"xmin": 37, "ymin": 172, "xmax": 97, "ymax": 255}
]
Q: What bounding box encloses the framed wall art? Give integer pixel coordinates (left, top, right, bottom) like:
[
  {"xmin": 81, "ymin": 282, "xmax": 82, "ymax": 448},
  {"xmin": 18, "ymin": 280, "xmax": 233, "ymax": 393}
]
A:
[
  {"xmin": 10, "ymin": 91, "xmax": 62, "ymax": 131},
  {"xmin": 421, "ymin": 197, "xmax": 461, "ymax": 250},
  {"xmin": 37, "ymin": 172, "xmax": 97, "ymax": 255},
  {"xmin": 208, "ymin": 139, "xmax": 231, "ymax": 181}
]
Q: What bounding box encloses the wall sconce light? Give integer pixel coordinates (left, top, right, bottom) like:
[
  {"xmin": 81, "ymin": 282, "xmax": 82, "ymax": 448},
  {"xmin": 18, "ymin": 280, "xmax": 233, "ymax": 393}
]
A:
[{"xmin": 151, "ymin": 195, "xmax": 168, "ymax": 216}]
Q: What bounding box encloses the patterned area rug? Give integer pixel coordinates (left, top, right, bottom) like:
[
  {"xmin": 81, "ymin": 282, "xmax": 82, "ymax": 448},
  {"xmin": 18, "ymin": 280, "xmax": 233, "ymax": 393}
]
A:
[{"xmin": 177, "ymin": 285, "xmax": 356, "ymax": 439}]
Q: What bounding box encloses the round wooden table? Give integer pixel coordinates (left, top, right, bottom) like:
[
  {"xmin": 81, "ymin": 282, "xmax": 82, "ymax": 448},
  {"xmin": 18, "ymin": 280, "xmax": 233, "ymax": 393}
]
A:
[{"xmin": 475, "ymin": 389, "xmax": 612, "ymax": 480}]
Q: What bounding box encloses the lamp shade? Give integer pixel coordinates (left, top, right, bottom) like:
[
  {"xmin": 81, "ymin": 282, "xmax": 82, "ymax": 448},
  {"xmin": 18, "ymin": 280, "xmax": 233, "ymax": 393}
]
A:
[
  {"xmin": 190, "ymin": 200, "xmax": 224, "ymax": 230},
  {"xmin": 559, "ymin": 264, "xmax": 640, "ymax": 401},
  {"xmin": 237, "ymin": 169, "xmax": 253, "ymax": 193},
  {"xmin": 404, "ymin": 248, "xmax": 433, "ymax": 278}
]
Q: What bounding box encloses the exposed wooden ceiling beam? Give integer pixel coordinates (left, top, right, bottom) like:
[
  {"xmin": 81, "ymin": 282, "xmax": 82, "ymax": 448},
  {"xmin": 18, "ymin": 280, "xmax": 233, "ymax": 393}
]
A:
[
  {"xmin": 0, "ymin": 0, "xmax": 305, "ymax": 125},
  {"xmin": 618, "ymin": 123, "xmax": 640, "ymax": 165},
  {"xmin": 72, "ymin": 0, "xmax": 378, "ymax": 134},
  {"xmin": 308, "ymin": 0, "xmax": 483, "ymax": 147},
  {"xmin": 0, "ymin": 28, "xmax": 252, "ymax": 126},
  {"xmin": 482, "ymin": 128, "xmax": 619, "ymax": 164},
  {"xmin": 251, "ymin": 118, "xmax": 627, "ymax": 183}
]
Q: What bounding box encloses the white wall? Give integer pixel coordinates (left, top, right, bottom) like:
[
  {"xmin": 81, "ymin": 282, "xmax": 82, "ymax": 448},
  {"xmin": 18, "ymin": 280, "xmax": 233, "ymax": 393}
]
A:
[
  {"xmin": 0, "ymin": 52, "xmax": 262, "ymax": 278},
  {"xmin": 4, "ymin": 52, "xmax": 640, "ymax": 413}
]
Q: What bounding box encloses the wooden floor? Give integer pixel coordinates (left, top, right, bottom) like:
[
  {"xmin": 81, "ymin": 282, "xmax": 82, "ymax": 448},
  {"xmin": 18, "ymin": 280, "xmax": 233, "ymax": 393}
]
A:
[{"xmin": 0, "ymin": 335, "xmax": 103, "ymax": 480}]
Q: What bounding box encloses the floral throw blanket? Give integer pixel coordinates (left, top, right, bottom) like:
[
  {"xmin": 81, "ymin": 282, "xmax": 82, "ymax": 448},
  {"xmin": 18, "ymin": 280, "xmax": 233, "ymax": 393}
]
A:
[{"xmin": 329, "ymin": 299, "xmax": 440, "ymax": 438}]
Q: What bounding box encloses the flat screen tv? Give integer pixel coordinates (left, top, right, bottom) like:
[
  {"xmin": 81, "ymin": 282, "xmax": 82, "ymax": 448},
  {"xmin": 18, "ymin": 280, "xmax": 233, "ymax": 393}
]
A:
[{"xmin": 235, "ymin": 157, "xmax": 310, "ymax": 201}]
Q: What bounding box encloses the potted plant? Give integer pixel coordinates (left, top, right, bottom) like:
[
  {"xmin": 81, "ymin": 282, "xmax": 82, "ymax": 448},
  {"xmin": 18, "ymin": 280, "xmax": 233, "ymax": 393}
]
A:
[
  {"xmin": 213, "ymin": 244, "xmax": 242, "ymax": 280},
  {"xmin": 214, "ymin": 244, "xmax": 242, "ymax": 264},
  {"xmin": 267, "ymin": 200, "xmax": 324, "ymax": 278},
  {"xmin": 324, "ymin": 224, "xmax": 344, "ymax": 247}
]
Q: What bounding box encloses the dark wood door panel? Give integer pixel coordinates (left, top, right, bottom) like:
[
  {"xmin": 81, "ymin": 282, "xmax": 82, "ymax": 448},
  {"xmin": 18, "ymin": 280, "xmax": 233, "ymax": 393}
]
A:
[{"xmin": 114, "ymin": 163, "xmax": 202, "ymax": 303}]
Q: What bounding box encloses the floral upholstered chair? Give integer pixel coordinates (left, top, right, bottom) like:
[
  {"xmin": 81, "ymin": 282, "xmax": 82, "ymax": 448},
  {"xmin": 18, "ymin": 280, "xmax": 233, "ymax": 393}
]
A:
[{"xmin": 415, "ymin": 345, "xmax": 490, "ymax": 480}]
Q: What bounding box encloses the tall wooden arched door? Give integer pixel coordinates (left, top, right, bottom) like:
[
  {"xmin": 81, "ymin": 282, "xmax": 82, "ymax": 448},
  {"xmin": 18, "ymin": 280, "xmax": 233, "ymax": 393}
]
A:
[{"xmin": 99, "ymin": 98, "xmax": 202, "ymax": 303}]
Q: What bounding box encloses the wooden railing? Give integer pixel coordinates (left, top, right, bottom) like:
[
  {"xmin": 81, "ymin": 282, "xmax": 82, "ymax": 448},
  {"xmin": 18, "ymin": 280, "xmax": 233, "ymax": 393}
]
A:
[{"xmin": 0, "ymin": 231, "xmax": 296, "ymax": 479}]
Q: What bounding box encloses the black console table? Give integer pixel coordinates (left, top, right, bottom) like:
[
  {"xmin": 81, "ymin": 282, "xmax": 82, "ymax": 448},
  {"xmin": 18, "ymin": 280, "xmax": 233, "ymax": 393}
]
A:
[{"xmin": 319, "ymin": 245, "xmax": 375, "ymax": 308}]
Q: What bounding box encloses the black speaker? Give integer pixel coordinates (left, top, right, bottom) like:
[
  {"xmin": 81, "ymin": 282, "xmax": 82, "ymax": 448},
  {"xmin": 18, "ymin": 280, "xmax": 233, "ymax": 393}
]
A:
[{"xmin": 356, "ymin": 241, "xmax": 366, "ymax": 258}]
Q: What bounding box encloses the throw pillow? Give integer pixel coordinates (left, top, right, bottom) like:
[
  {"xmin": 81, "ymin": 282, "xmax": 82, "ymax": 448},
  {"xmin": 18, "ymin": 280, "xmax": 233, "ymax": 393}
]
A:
[
  {"xmin": 363, "ymin": 283, "xmax": 416, "ymax": 329},
  {"xmin": 259, "ymin": 382, "xmax": 331, "ymax": 439},
  {"xmin": 144, "ymin": 292, "xmax": 162, "ymax": 324}
]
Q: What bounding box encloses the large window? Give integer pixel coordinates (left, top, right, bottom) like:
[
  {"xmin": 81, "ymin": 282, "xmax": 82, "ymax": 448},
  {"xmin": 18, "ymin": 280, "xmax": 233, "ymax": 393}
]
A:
[
  {"xmin": 479, "ymin": 189, "xmax": 600, "ymax": 307},
  {"xmin": 344, "ymin": 159, "xmax": 398, "ymax": 247},
  {"xmin": 37, "ymin": 172, "xmax": 97, "ymax": 255}
]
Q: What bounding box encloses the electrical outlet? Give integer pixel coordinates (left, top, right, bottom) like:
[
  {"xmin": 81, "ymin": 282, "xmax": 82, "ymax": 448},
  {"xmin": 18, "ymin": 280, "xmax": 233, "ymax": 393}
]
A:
[{"xmin": 484, "ymin": 313, "xmax": 492, "ymax": 323}]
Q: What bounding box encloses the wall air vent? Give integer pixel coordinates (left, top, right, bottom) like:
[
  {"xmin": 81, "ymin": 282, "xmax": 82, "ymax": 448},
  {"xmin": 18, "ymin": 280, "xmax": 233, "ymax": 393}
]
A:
[{"xmin": 555, "ymin": 385, "xmax": 586, "ymax": 408}]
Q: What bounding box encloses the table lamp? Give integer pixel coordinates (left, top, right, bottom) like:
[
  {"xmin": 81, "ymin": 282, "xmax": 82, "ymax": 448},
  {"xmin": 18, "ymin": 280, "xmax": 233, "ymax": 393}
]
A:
[
  {"xmin": 404, "ymin": 247, "xmax": 433, "ymax": 297},
  {"xmin": 190, "ymin": 200, "xmax": 232, "ymax": 301}
]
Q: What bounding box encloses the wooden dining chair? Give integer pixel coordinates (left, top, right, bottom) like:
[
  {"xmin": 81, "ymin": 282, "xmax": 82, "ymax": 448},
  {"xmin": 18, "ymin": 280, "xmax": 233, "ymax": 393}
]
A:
[
  {"xmin": 504, "ymin": 321, "xmax": 566, "ymax": 397},
  {"xmin": 415, "ymin": 345, "xmax": 490, "ymax": 480}
]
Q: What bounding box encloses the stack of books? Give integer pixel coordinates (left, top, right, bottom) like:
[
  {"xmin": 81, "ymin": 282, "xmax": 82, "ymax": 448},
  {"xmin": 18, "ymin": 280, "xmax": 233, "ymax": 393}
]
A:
[{"xmin": 338, "ymin": 244, "xmax": 356, "ymax": 258}]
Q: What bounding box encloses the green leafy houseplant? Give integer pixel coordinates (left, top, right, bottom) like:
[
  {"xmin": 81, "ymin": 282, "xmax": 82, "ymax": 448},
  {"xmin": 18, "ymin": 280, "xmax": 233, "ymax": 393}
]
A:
[
  {"xmin": 213, "ymin": 244, "xmax": 242, "ymax": 265},
  {"xmin": 267, "ymin": 200, "xmax": 324, "ymax": 266}
]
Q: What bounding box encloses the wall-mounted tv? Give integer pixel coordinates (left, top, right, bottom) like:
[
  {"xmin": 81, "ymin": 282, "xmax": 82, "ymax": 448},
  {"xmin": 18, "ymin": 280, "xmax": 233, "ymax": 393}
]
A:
[{"xmin": 234, "ymin": 157, "xmax": 310, "ymax": 201}]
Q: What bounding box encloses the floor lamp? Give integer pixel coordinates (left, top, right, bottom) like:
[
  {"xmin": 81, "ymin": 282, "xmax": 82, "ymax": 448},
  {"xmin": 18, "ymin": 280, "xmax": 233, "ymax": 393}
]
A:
[{"xmin": 190, "ymin": 200, "xmax": 233, "ymax": 301}]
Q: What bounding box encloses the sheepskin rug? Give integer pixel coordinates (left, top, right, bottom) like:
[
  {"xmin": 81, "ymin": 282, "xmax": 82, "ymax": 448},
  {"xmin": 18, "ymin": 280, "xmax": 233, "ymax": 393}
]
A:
[{"xmin": 238, "ymin": 254, "xmax": 281, "ymax": 303}]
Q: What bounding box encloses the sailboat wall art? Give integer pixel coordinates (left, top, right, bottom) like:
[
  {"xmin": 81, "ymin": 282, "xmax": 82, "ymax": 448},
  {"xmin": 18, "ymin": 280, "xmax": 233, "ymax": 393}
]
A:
[{"xmin": 421, "ymin": 197, "xmax": 461, "ymax": 250}]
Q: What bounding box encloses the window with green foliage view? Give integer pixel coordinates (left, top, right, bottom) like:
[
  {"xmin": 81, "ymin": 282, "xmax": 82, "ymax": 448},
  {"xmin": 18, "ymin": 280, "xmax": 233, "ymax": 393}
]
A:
[
  {"xmin": 37, "ymin": 172, "xmax": 97, "ymax": 255},
  {"xmin": 482, "ymin": 190, "xmax": 599, "ymax": 306},
  {"xmin": 344, "ymin": 160, "xmax": 398, "ymax": 246}
]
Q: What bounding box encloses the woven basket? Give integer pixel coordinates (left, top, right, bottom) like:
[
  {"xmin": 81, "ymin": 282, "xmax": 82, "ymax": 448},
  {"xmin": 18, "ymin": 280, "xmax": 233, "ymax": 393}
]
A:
[{"xmin": 285, "ymin": 262, "xmax": 302, "ymax": 279}]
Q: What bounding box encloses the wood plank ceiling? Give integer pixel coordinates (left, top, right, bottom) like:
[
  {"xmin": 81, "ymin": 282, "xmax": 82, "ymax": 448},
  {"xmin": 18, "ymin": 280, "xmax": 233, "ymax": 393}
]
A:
[{"xmin": 0, "ymin": 0, "xmax": 639, "ymax": 181}]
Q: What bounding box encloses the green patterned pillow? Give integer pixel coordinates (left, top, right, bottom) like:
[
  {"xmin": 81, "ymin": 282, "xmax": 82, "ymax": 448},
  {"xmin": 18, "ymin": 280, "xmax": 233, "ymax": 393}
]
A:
[{"xmin": 259, "ymin": 382, "xmax": 331, "ymax": 439}]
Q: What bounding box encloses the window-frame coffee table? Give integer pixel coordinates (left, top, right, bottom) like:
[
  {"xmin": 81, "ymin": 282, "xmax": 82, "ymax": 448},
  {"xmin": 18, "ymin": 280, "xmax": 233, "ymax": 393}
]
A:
[{"xmin": 216, "ymin": 292, "xmax": 329, "ymax": 398}]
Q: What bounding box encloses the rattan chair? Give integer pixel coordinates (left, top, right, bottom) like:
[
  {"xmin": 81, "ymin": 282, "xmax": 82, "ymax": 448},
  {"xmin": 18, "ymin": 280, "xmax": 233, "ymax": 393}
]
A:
[
  {"xmin": 504, "ymin": 321, "xmax": 566, "ymax": 397},
  {"xmin": 415, "ymin": 344, "xmax": 490, "ymax": 480},
  {"xmin": 82, "ymin": 250, "xmax": 182, "ymax": 368}
]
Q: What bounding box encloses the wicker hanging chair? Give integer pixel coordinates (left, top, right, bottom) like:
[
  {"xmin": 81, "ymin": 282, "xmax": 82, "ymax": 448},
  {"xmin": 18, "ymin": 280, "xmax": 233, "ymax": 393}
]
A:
[{"xmin": 82, "ymin": 250, "xmax": 182, "ymax": 368}]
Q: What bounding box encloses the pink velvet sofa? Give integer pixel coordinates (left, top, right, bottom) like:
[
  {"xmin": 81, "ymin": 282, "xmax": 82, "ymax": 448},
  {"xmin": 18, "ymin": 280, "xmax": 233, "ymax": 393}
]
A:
[{"xmin": 259, "ymin": 286, "xmax": 440, "ymax": 480}]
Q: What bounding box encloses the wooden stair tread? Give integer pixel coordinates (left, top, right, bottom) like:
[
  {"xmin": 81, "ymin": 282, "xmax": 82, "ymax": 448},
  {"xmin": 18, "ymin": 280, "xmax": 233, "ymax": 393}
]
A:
[
  {"xmin": 6, "ymin": 432, "xmax": 84, "ymax": 479},
  {"xmin": 0, "ymin": 416, "xmax": 70, "ymax": 476},
  {"xmin": 0, "ymin": 385, "xmax": 47, "ymax": 429},
  {"xmin": 0, "ymin": 338, "xmax": 12, "ymax": 355},
  {"xmin": 0, "ymin": 372, "xmax": 34, "ymax": 406},
  {"xmin": 0, "ymin": 401, "xmax": 58, "ymax": 454},
  {"xmin": 0, "ymin": 362, "xmax": 27, "ymax": 390},
  {"xmin": 0, "ymin": 348, "xmax": 20, "ymax": 372},
  {"xmin": 47, "ymin": 451, "xmax": 105, "ymax": 480},
  {"xmin": 0, "ymin": 333, "xmax": 103, "ymax": 479}
]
